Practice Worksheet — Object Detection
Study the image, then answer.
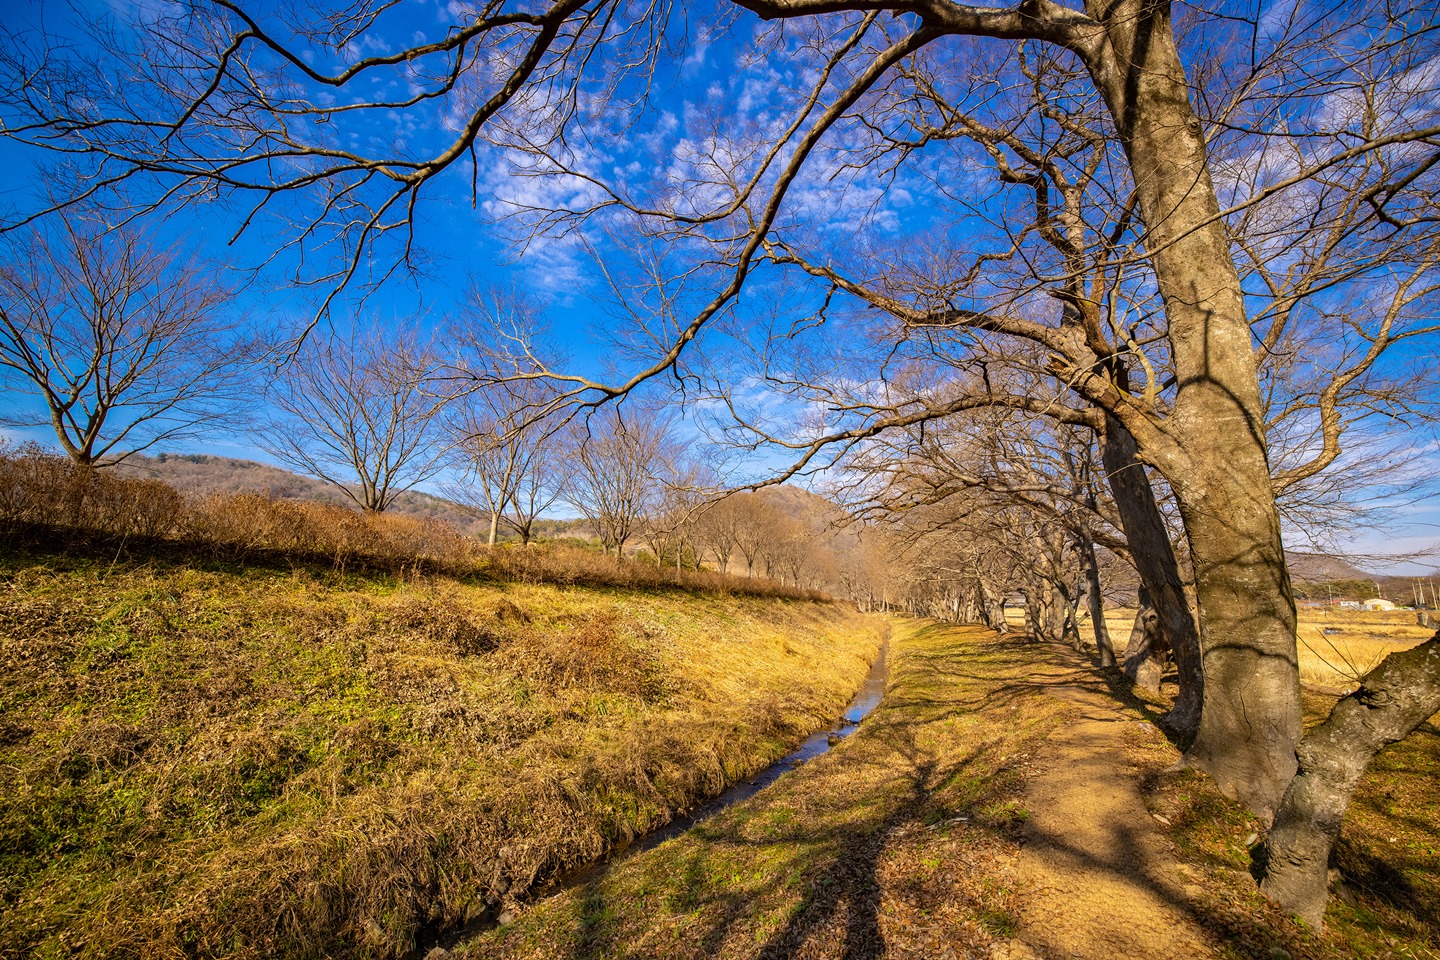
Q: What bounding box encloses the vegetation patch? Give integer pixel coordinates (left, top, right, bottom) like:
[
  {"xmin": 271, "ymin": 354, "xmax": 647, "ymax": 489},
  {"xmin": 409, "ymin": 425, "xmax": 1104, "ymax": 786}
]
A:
[
  {"xmin": 462, "ymin": 623, "xmax": 1070, "ymax": 960},
  {"xmin": 0, "ymin": 540, "xmax": 883, "ymax": 960},
  {"xmin": 1136, "ymin": 693, "xmax": 1439, "ymax": 959}
]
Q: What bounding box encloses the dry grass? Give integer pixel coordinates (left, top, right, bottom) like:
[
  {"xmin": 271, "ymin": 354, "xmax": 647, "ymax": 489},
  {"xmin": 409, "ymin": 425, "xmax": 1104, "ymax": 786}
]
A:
[
  {"xmin": 1094, "ymin": 606, "xmax": 1432, "ymax": 691},
  {"xmin": 1292, "ymin": 609, "xmax": 1434, "ymax": 690},
  {"xmin": 0, "ymin": 445, "xmax": 823, "ymax": 601},
  {"xmin": 463, "ymin": 622, "xmax": 1073, "ymax": 960},
  {"xmin": 0, "ymin": 539, "xmax": 884, "ymax": 960}
]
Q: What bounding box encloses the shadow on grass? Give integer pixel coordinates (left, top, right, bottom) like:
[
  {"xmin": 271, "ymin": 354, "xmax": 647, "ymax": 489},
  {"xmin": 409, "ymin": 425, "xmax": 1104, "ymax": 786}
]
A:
[{"xmin": 467, "ymin": 625, "xmax": 1437, "ymax": 960}]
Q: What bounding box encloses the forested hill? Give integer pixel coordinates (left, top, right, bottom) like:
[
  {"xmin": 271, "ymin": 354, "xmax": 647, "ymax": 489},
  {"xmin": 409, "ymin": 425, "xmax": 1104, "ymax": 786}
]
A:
[
  {"xmin": 1286, "ymin": 552, "xmax": 1437, "ymax": 602},
  {"xmin": 111, "ymin": 453, "xmax": 588, "ymax": 540}
]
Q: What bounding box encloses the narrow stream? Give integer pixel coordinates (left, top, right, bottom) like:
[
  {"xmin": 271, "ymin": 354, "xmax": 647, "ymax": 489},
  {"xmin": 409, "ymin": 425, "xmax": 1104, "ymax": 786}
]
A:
[
  {"xmin": 416, "ymin": 639, "xmax": 890, "ymax": 955},
  {"xmin": 596, "ymin": 635, "xmax": 891, "ymax": 859}
]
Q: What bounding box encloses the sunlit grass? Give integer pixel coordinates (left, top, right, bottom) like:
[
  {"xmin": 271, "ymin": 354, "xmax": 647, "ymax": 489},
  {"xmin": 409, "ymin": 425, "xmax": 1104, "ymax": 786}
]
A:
[
  {"xmin": 465, "ymin": 622, "xmax": 1070, "ymax": 960},
  {"xmin": 0, "ymin": 540, "xmax": 883, "ymax": 960}
]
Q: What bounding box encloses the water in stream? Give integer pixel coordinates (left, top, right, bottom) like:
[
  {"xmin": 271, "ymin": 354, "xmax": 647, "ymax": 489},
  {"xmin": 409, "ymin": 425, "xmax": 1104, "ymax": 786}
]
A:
[
  {"xmin": 629, "ymin": 635, "xmax": 891, "ymax": 852},
  {"xmin": 417, "ymin": 638, "xmax": 890, "ymax": 954}
]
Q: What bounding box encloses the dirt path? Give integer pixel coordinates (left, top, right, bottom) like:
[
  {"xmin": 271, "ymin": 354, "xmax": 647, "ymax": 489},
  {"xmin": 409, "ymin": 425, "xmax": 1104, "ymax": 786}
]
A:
[
  {"xmin": 461, "ymin": 625, "xmax": 1229, "ymax": 960},
  {"xmin": 1000, "ymin": 652, "xmax": 1218, "ymax": 960}
]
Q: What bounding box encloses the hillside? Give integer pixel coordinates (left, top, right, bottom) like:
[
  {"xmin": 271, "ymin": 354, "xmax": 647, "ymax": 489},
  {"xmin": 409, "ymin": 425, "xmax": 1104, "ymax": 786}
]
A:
[
  {"xmin": 1286, "ymin": 552, "xmax": 1374, "ymax": 583},
  {"xmin": 112, "ymin": 453, "xmax": 591, "ymax": 541}
]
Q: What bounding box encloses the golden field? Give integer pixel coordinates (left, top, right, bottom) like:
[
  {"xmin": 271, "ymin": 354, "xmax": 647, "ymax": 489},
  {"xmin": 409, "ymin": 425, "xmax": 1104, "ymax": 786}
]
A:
[{"xmin": 1094, "ymin": 606, "xmax": 1433, "ymax": 691}]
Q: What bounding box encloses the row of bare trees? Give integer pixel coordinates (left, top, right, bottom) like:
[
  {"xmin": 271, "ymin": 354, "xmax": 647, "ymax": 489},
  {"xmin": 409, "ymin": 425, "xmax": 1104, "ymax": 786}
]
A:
[
  {"xmin": 0, "ymin": 217, "xmax": 692, "ymax": 554},
  {"xmin": 0, "ymin": 210, "xmax": 869, "ymax": 591},
  {"xmin": 4, "ymin": 0, "xmax": 1440, "ymax": 928}
]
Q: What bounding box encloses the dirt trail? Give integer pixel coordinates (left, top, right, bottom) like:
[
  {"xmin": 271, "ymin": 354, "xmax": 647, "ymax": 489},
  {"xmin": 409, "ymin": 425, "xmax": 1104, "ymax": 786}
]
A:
[
  {"xmin": 463, "ymin": 625, "xmax": 1234, "ymax": 960},
  {"xmin": 1000, "ymin": 652, "xmax": 1218, "ymax": 960}
]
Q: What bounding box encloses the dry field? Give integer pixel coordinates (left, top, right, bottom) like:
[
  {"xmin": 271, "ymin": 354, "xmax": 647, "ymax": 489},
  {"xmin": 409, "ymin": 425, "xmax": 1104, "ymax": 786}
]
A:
[{"xmin": 1094, "ymin": 606, "xmax": 1433, "ymax": 691}]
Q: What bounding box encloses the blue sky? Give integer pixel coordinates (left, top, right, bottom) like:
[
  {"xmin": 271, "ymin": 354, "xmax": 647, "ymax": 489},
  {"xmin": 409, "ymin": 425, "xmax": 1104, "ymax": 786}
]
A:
[{"xmin": 0, "ymin": 0, "xmax": 1436, "ymax": 572}]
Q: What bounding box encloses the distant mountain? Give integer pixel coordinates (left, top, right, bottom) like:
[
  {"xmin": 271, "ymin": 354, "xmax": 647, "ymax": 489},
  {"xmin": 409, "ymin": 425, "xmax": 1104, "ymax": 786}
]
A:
[
  {"xmin": 1286, "ymin": 552, "xmax": 1374, "ymax": 583},
  {"xmin": 1283, "ymin": 550, "xmax": 1435, "ymax": 604},
  {"xmin": 113, "ymin": 453, "xmax": 589, "ymax": 541}
]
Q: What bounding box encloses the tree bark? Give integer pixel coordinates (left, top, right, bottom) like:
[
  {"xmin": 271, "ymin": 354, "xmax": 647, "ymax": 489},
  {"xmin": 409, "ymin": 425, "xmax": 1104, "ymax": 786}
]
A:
[
  {"xmin": 1261, "ymin": 632, "xmax": 1440, "ymax": 925},
  {"xmin": 1099, "ymin": 414, "xmax": 1202, "ymax": 735},
  {"xmin": 1079, "ymin": 528, "xmax": 1116, "ymax": 667},
  {"xmin": 1081, "ymin": 0, "xmax": 1300, "ymax": 814},
  {"xmin": 1122, "ymin": 588, "xmax": 1168, "ymax": 694},
  {"xmin": 1057, "ymin": 579, "xmax": 1085, "ymax": 651}
]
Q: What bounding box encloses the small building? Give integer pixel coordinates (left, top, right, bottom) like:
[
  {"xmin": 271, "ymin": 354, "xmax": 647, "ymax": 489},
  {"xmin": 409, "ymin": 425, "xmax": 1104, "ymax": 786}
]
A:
[{"xmin": 1362, "ymin": 598, "xmax": 1397, "ymax": 612}]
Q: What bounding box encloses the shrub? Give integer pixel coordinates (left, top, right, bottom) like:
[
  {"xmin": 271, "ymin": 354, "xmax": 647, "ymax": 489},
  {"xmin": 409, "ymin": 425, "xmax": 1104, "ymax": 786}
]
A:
[{"xmin": 0, "ymin": 446, "xmax": 827, "ymax": 601}]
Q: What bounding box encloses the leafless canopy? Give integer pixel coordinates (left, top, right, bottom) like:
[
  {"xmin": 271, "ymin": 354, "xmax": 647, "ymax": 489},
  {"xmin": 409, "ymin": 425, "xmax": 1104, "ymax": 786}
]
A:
[
  {"xmin": 261, "ymin": 325, "xmax": 449, "ymax": 512},
  {"xmin": 0, "ymin": 209, "xmax": 250, "ymax": 466},
  {"xmin": 568, "ymin": 402, "xmax": 679, "ymax": 554}
]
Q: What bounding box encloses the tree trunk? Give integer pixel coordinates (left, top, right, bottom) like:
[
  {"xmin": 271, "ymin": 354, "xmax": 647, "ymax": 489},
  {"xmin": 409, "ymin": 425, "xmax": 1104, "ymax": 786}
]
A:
[
  {"xmin": 1099, "ymin": 413, "xmax": 1202, "ymax": 736},
  {"xmin": 1078, "ymin": 533, "xmax": 1115, "ymax": 667},
  {"xmin": 487, "ymin": 511, "xmax": 500, "ymax": 547},
  {"xmin": 1261, "ymin": 633, "xmax": 1440, "ymax": 925},
  {"xmin": 1026, "ymin": 577, "xmax": 1069, "ymax": 644},
  {"xmin": 1123, "ymin": 588, "xmax": 1168, "ymax": 694},
  {"xmin": 1082, "ymin": 2, "xmax": 1300, "ymax": 814},
  {"xmin": 1100, "ymin": 414, "xmax": 1203, "ymax": 736},
  {"xmin": 1058, "ymin": 579, "xmax": 1085, "ymax": 651},
  {"xmin": 1176, "ymin": 476, "xmax": 1300, "ymax": 818}
]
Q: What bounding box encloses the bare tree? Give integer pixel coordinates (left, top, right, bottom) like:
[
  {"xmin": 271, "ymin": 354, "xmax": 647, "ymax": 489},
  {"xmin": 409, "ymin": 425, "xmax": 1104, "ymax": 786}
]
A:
[
  {"xmin": 730, "ymin": 493, "xmax": 782, "ymax": 577},
  {"xmin": 6, "ymin": 0, "xmax": 1440, "ymax": 923},
  {"xmin": 445, "ymin": 391, "xmax": 571, "ymax": 545},
  {"xmin": 568, "ymin": 403, "xmax": 678, "ymax": 555},
  {"xmin": 442, "ymin": 285, "xmax": 575, "ymax": 545},
  {"xmin": 262, "ymin": 326, "xmax": 449, "ymax": 513},
  {"xmin": 0, "ymin": 211, "xmax": 250, "ymax": 466},
  {"xmin": 693, "ymin": 494, "xmax": 747, "ymax": 573}
]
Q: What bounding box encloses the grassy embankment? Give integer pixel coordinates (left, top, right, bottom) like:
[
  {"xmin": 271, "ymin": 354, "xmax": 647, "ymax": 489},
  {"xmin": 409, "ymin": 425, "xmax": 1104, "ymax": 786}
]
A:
[
  {"xmin": 469, "ymin": 621, "xmax": 1438, "ymax": 960},
  {"xmin": 0, "ymin": 538, "xmax": 883, "ymax": 960}
]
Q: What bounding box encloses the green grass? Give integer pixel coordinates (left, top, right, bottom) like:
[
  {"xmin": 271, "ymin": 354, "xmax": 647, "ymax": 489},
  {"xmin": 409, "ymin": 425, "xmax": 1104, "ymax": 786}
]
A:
[
  {"xmin": 0, "ymin": 540, "xmax": 884, "ymax": 960},
  {"xmin": 1137, "ymin": 695, "xmax": 1439, "ymax": 960}
]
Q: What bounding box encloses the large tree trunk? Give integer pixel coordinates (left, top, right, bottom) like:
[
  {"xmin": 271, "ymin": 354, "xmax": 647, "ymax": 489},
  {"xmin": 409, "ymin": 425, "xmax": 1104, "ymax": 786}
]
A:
[
  {"xmin": 1176, "ymin": 479, "xmax": 1300, "ymax": 818},
  {"xmin": 1261, "ymin": 633, "xmax": 1440, "ymax": 925},
  {"xmin": 979, "ymin": 582, "xmax": 1009, "ymax": 635},
  {"xmin": 1026, "ymin": 576, "xmax": 1069, "ymax": 644},
  {"xmin": 1083, "ymin": 0, "xmax": 1300, "ymax": 816},
  {"xmin": 1099, "ymin": 414, "xmax": 1202, "ymax": 736}
]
